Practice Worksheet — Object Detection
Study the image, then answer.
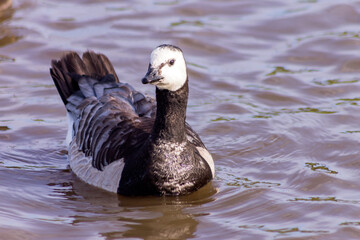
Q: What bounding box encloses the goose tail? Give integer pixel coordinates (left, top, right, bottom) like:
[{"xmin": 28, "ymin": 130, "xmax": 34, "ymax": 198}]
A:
[
  {"xmin": 50, "ymin": 51, "xmax": 119, "ymax": 105},
  {"xmin": 50, "ymin": 51, "xmax": 120, "ymax": 146}
]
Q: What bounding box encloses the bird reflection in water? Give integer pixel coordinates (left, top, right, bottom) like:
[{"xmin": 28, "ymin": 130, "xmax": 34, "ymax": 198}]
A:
[{"xmin": 50, "ymin": 169, "xmax": 218, "ymax": 240}]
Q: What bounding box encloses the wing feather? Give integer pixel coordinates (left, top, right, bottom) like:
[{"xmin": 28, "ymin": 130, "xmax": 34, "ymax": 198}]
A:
[
  {"xmin": 185, "ymin": 123, "xmax": 206, "ymax": 148},
  {"xmin": 70, "ymin": 85, "xmax": 155, "ymax": 171},
  {"xmin": 51, "ymin": 51, "xmax": 156, "ymax": 171}
]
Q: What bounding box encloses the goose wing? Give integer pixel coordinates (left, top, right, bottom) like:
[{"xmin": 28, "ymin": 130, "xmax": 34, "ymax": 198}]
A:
[
  {"xmin": 186, "ymin": 123, "xmax": 215, "ymax": 177},
  {"xmin": 50, "ymin": 51, "xmax": 156, "ymax": 171},
  {"xmin": 69, "ymin": 75, "xmax": 156, "ymax": 171}
]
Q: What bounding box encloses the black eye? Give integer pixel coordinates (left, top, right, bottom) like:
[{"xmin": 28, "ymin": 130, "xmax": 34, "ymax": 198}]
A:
[{"xmin": 169, "ymin": 59, "xmax": 175, "ymax": 66}]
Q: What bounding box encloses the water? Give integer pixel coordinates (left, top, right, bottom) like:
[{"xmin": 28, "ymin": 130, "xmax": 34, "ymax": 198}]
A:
[{"xmin": 1, "ymin": 0, "xmax": 360, "ymax": 239}]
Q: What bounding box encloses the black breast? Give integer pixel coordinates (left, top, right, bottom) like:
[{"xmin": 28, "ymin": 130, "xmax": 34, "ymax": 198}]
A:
[{"xmin": 118, "ymin": 140, "xmax": 212, "ymax": 196}]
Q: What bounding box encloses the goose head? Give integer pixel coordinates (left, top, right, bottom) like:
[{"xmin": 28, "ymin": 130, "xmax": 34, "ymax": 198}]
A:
[{"xmin": 142, "ymin": 44, "xmax": 187, "ymax": 92}]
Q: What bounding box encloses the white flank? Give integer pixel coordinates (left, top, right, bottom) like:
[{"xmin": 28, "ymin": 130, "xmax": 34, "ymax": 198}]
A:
[
  {"xmin": 196, "ymin": 147, "xmax": 215, "ymax": 178},
  {"xmin": 68, "ymin": 140, "xmax": 125, "ymax": 193},
  {"xmin": 66, "ymin": 112, "xmax": 75, "ymax": 146}
]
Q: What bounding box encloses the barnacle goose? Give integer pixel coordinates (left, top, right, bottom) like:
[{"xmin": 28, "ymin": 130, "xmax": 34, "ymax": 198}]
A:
[{"xmin": 50, "ymin": 44, "xmax": 215, "ymax": 195}]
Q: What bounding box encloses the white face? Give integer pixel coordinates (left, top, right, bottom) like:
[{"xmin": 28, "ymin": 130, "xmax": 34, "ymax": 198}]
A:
[{"xmin": 142, "ymin": 45, "xmax": 187, "ymax": 92}]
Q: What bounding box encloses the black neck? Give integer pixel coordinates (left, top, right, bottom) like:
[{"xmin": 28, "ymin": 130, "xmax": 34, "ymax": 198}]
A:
[{"xmin": 151, "ymin": 79, "xmax": 188, "ymax": 143}]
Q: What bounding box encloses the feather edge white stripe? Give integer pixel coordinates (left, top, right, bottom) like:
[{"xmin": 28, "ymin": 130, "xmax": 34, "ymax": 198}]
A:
[
  {"xmin": 196, "ymin": 147, "xmax": 215, "ymax": 178},
  {"xmin": 68, "ymin": 140, "xmax": 124, "ymax": 193}
]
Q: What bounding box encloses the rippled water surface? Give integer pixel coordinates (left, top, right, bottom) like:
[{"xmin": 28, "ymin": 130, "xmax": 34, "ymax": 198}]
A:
[{"xmin": 1, "ymin": 0, "xmax": 360, "ymax": 239}]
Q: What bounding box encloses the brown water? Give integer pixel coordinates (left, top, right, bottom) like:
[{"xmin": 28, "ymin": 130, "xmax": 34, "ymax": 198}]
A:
[{"xmin": 1, "ymin": 0, "xmax": 360, "ymax": 239}]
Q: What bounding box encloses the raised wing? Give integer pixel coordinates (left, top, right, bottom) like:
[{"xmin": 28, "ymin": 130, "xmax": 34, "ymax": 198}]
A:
[{"xmin": 68, "ymin": 76, "xmax": 156, "ymax": 171}]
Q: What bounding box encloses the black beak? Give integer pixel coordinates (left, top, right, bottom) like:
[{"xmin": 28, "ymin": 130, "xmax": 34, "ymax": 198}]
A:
[{"xmin": 142, "ymin": 65, "xmax": 163, "ymax": 84}]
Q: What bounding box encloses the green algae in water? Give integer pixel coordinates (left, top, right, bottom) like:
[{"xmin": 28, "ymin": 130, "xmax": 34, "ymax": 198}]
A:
[
  {"xmin": 305, "ymin": 162, "xmax": 338, "ymax": 174},
  {"xmin": 239, "ymin": 225, "xmax": 328, "ymax": 235},
  {"xmin": 253, "ymin": 115, "xmax": 273, "ymax": 119},
  {"xmin": 290, "ymin": 197, "xmax": 360, "ymax": 204},
  {"xmin": 211, "ymin": 117, "xmax": 236, "ymax": 122},
  {"xmin": 105, "ymin": 7, "xmax": 128, "ymax": 11},
  {"xmin": 253, "ymin": 107, "xmax": 335, "ymax": 119},
  {"xmin": 59, "ymin": 17, "xmax": 75, "ymax": 22},
  {"xmin": 336, "ymin": 31, "xmax": 360, "ymax": 38},
  {"xmin": 0, "ymin": 54, "xmax": 15, "ymax": 63},
  {"xmin": 313, "ymin": 79, "xmax": 359, "ymax": 86},
  {"xmin": 0, "ymin": 126, "xmax": 10, "ymax": 131},
  {"xmin": 340, "ymin": 222, "xmax": 360, "ymax": 226},
  {"xmin": 291, "ymin": 196, "xmax": 337, "ymax": 202},
  {"xmin": 171, "ymin": 20, "xmax": 204, "ymax": 27},
  {"xmin": 31, "ymin": 84, "xmax": 55, "ymax": 88},
  {"xmin": 336, "ymin": 97, "xmax": 360, "ymax": 106},
  {"xmin": 155, "ymin": 0, "xmax": 178, "ymax": 5},
  {"xmin": 341, "ymin": 130, "xmax": 360, "ymax": 134},
  {"xmin": 263, "ymin": 227, "xmax": 328, "ymax": 235},
  {"xmin": 266, "ymin": 66, "xmax": 318, "ymax": 76},
  {"xmin": 265, "ymin": 227, "xmax": 300, "ymax": 234},
  {"xmin": 188, "ymin": 62, "xmax": 207, "ymax": 69},
  {"xmin": 226, "ymin": 176, "xmax": 280, "ymax": 188},
  {"xmin": 338, "ymin": 97, "xmax": 360, "ymax": 102},
  {"xmin": 297, "ymin": 107, "xmax": 336, "ymax": 114}
]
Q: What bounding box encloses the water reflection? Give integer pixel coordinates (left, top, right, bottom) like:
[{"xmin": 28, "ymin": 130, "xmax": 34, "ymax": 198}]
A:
[
  {"xmin": 117, "ymin": 188, "xmax": 216, "ymax": 240},
  {"xmin": 0, "ymin": 0, "xmax": 20, "ymax": 62},
  {"xmin": 50, "ymin": 170, "xmax": 217, "ymax": 240},
  {"xmin": 0, "ymin": 0, "xmax": 11, "ymax": 13},
  {"xmin": 112, "ymin": 203, "xmax": 198, "ymax": 239}
]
